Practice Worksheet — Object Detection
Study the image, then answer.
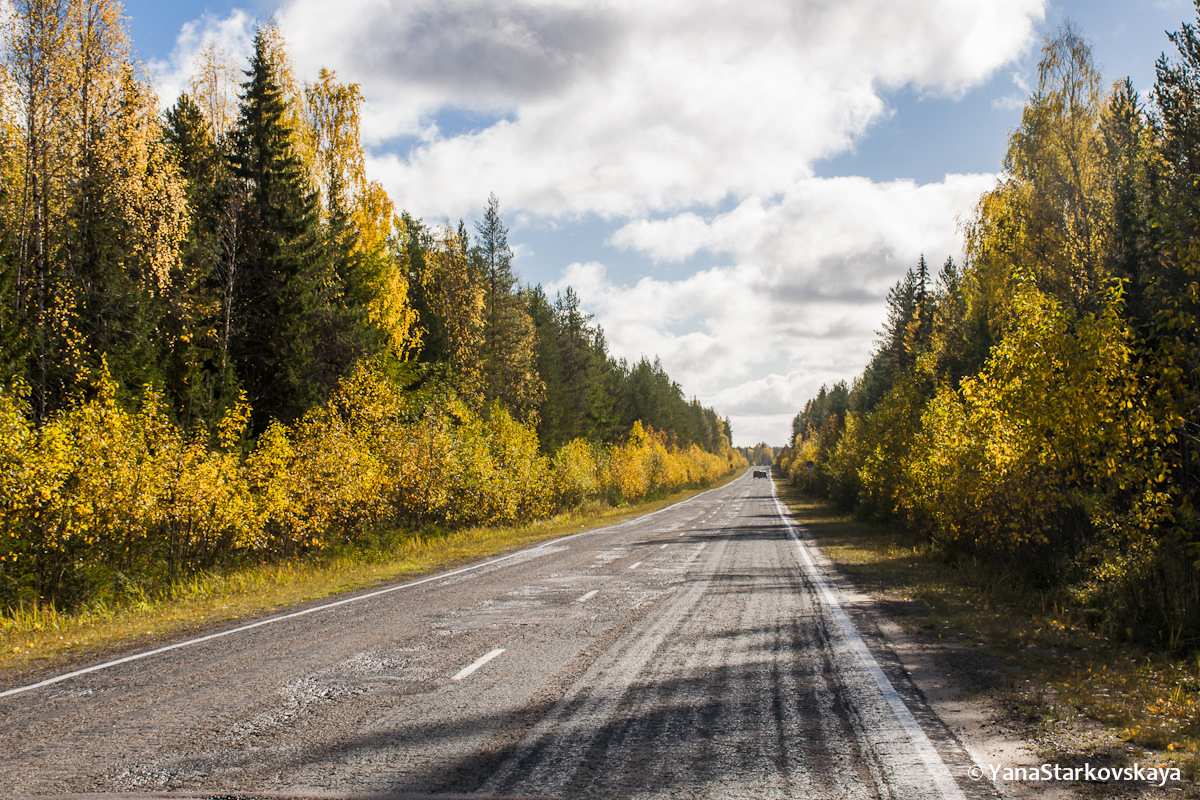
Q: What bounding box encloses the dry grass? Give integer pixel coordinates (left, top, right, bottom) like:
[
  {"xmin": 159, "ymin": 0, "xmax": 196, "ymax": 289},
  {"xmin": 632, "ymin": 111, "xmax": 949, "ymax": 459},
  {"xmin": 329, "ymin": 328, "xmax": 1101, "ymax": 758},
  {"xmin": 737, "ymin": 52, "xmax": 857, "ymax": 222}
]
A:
[
  {"xmin": 0, "ymin": 473, "xmax": 739, "ymax": 682},
  {"xmin": 775, "ymin": 484, "xmax": 1200, "ymax": 785}
]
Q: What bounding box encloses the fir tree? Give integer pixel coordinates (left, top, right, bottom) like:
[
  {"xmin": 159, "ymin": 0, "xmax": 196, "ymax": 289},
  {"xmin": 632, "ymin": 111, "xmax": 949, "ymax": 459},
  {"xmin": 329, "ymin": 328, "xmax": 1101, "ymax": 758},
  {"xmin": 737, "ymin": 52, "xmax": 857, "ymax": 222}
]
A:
[
  {"xmin": 229, "ymin": 28, "xmax": 327, "ymax": 428},
  {"xmin": 401, "ymin": 211, "xmax": 448, "ymax": 363},
  {"xmin": 472, "ymin": 194, "xmax": 540, "ymax": 420},
  {"xmin": 164, "ymin": 91, "xmax": 233, "ymax": 425}
]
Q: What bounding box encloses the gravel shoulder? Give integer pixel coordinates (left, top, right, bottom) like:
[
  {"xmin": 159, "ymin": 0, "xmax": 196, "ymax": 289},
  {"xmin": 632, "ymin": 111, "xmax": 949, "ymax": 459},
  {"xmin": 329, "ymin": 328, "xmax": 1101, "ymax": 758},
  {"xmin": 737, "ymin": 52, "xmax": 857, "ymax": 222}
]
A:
[{"xmin": 780, "ymin": 483, "xmax": 1191, "ymax": 800}]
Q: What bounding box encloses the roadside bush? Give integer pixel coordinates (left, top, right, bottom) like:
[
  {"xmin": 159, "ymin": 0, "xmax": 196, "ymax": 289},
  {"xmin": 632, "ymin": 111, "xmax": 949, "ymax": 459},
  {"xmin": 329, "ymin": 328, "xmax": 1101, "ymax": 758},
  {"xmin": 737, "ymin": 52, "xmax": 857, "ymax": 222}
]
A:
[
  {"xmin": 551, "ymin": 438, "xmax": 601, "ymax": 509},
  {"xmin": 0, "ymin": 361, "xmax": 740, "ymax": 611}
]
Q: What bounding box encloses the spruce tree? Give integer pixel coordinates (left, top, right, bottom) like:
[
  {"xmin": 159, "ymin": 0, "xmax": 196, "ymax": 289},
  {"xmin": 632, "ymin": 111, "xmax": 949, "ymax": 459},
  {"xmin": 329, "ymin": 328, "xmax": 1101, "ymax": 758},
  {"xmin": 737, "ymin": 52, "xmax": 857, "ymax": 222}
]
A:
[
  {"xmin": 401, "ymin": 211, "xmax": 449, "ymax": 363},
  {"xmin": 553, "ymin": 287, "xmax": 598, "ymax": 440},
  {"xmin": 528, "ymin": 285, "xmax": 567, "ymax": 449},
  {"xmin": 472, "ymin": 194, "xmax": 540, "ymax": 420},
  {"xmin": 229, "ymin": 28, "xmax": 327, "ymax": 428},
  {"xmin": 164, "ymin": 91, "xmax": 232, "ymax": 425}
]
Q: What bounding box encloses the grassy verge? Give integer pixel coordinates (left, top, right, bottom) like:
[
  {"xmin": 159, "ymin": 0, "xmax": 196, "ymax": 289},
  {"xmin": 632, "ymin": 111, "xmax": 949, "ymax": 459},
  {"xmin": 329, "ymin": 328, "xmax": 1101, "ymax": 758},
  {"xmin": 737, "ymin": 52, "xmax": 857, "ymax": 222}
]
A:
[
  {"xmin": 775, "ymin": 482, "xmax": 1200, "ymax": 787},
  {"xmin": 0, "ymin": 471, "xmax": 741, "ymax": 683}
]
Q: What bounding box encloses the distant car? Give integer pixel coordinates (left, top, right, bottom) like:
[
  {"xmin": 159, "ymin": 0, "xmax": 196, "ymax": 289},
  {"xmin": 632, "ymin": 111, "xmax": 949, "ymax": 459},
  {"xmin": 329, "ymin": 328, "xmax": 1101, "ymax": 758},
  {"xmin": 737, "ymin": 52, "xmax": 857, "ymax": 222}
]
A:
[{"xmin": 753, "ymin": 469, "xmax": 768, "ymax": 478}]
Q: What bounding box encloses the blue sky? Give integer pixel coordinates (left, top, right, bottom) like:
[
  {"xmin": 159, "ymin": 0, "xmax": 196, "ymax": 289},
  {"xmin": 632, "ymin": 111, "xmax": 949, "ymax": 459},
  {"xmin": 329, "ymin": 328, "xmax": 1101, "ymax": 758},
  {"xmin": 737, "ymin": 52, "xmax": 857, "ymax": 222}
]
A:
[{"xmin": 122, "ymin": 0, "xmax": 1195, "ymax": 445}]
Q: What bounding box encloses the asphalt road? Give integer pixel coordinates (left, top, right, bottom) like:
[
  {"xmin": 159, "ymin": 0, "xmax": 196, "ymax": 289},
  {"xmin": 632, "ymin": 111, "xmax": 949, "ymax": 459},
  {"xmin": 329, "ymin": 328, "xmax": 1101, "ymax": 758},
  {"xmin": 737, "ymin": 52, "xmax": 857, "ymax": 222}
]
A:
[{"xmin": 0, "ymin": 470, "xmax": 994, "ymax": 799}]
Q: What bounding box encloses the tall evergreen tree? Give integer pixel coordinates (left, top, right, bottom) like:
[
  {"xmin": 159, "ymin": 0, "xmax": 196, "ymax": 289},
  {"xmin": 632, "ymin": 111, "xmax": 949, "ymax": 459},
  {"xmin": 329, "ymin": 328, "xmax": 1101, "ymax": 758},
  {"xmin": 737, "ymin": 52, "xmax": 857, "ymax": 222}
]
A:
[
  {"xmin": 586, "ymin": 341, "xmax": 627, "ymax": 443},
  {"xmin": 229, "ymin": 28, "xmax": 327, "ymax": 428},
  {"xmin": 164, "ymin": 91, "xmax": 234, "ymax": 425},
  {"xmin": 529, "ymin": 284, "xmax": 608, "ymax": 450},
  {"xmin": 472, "ymin": 194, "xmax": 540, "ymax": 420},
  {"xmin": 930, "ymin": 256, "xmax": 974, "ymax": 383},
  {"xmin": 528, "ymin": 285, "xmax": 567, "ymax": 448},
  {"xmin": 1101, "ymin": 79, "xmax": 1158, "ymax": 323},
  {"xmin": 1154, "ymin": 4, "xmax": 1200, "ymax": 211},
  {"xmin": 402, "ymin": 211, "xmax": 447, "ymax": 364},
  {"xmin": 553, "ymin": 286, "xmax": 598, "ymax": 437}
]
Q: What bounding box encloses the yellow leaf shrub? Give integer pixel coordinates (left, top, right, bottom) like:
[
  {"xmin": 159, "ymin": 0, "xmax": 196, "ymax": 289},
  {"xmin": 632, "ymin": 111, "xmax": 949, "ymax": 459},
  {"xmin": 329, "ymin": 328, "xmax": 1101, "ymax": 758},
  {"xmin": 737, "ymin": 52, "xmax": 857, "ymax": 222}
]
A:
[
  {"xmin": 143, "ymin": 391, "xmax": 258, "ymax": 576},
  {"xmin": 551, "ymin": 438, "xmax": 600, "ymax": 508},
  {"xmin": 0, "ymin": 360, "xmax": 740, "ymax": 610},
  {"xmin": 606, "ymin": 421, "xmax": 652, "ymax": 502},
  {"xmin": 482, "ymin": 405, "xmax": 552, "ymax": 523}
]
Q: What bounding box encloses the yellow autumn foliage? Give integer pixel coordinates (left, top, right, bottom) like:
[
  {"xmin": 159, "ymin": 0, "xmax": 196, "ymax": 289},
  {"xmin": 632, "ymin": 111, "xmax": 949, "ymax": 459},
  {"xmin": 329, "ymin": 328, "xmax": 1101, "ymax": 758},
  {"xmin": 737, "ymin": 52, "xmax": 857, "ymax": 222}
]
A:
[
  {"xmin": 905, "ymin": 284, "xmax": 1173, "ymax": 560},
  {"xmin": 0, "ymin": 361, "xmax": 742, "ymax": 608},
  {"xmin": 599, "ymin": 420, "xmax": 738, "ymax": 504}
]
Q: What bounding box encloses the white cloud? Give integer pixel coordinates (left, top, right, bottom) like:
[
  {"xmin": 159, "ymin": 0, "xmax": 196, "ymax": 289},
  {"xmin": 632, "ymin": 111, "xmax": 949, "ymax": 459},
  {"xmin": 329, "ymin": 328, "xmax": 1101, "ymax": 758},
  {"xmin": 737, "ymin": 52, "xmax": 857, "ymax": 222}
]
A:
[
  {"xmin": 272, "ymin": 0, "xmax": 1043, "ymax": 219},
  {"xmin": 609, "ymin": 174, "xmax": 992, "ymax": 290},
  {"xmin": 991, "ymin": 95, "xmax": 1027, "ymax": 111},
  {"xmin": 992, "ymin": 69, "xmax": 1034, "ymax": 110},
  {"xmin": 509, "ymin": 242, "xmax": 532, "ymax": 263},
  {"xmin": 554, "ymin": 174, "xmax": 996, "ymax": 445},
  {"xmin": 1012, "ymin": 70, "xmax": 1033, "ymax": 94},
  {"xmin": 145, "ymin": 10, "xmax": 256, "ymax": 109}
]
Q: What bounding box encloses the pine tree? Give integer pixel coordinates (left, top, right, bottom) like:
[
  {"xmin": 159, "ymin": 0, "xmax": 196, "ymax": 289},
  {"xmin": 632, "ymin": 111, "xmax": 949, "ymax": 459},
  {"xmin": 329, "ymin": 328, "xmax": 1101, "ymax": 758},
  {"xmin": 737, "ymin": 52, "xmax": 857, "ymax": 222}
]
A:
[
  {"xmin": 1154, "ymin": 4, "xmax": 1200, "ymax": 210},
  {"xmin": 909, "ymin": 254, "xmax": 932, "ymax": 356},
  {"xmin": 882, "ymin": 268, "xmax": 920, "ymax": 368},
  {"xmin": 931, "ymin": 256, "xmax": 973, "ymax": 382},
  {"xmin": 586, "ymin": 346, "xmax": 627, "ymax": 442},
  {"xmin": 529, "ymin": 284, "xmax": 606, "ymax": 449},
  {"xmin": 553, "ymin": 286, "xmax": 598, "ymax": 439},
  {"xmin": 1101, "ymin": 79, "xmax": 1160, "ymax": 323}
]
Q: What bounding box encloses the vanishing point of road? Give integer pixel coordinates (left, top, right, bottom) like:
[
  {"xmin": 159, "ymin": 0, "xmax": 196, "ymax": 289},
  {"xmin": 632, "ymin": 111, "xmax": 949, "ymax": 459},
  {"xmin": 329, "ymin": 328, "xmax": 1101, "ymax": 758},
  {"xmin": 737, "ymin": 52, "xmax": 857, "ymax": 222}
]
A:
[{"xmin": 0, "ymin": 471, "xmax": 996, "ymax": 799}]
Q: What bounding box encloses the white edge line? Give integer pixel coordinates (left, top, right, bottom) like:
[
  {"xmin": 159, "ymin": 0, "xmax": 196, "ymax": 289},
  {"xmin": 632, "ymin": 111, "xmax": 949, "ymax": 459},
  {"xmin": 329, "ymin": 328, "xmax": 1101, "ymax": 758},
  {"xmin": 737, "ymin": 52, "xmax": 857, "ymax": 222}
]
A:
[
  {"xmin": 452, "ymin": 648, "xmax": 505, "ymax": 680},
  {"xmin": 628, "ymin": 561, "xmax": 643, "ymax": 570},
  {"xmin": 575, "ymin": 589, "xmax": 599, "ymax": 603},
  {"xmin": 0, "ymin": 476, "xmax": 740, "ymax": 701},
  {"xmin": 770, "ymin": 483, "xmax": 967, "ymax": 800}
]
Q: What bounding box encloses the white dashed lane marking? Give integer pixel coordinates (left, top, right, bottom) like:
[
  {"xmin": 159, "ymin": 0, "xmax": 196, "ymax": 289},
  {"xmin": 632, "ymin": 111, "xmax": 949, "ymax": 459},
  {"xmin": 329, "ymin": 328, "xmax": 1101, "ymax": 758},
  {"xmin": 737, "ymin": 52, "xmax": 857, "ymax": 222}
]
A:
[{"xmin": 452, "ymin": 648, "xmax": 506, "ymax": 681}]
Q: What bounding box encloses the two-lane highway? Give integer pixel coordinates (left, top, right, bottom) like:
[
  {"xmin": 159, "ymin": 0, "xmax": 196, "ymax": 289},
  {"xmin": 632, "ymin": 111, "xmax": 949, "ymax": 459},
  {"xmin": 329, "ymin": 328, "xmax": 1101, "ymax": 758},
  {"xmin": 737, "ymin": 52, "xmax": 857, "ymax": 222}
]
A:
[{"xmin": 0, "ymin": 471, "xmax": 992, "ymax": 799}]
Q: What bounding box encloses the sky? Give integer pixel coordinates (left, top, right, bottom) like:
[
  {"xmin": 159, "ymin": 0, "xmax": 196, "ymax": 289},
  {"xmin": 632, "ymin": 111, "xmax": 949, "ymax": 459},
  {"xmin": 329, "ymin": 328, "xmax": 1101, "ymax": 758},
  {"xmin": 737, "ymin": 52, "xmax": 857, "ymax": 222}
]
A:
[{"xmin": 119, "ymin": 0, "xmax": 1195, "ymax": 447}]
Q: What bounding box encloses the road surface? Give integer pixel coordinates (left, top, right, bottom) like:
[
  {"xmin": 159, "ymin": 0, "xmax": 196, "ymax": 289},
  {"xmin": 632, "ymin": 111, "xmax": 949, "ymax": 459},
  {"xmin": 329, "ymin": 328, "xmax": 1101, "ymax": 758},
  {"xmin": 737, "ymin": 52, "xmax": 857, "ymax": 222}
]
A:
[{"xmin": 0, "ymin": 471, "xmax": 993, "ymax": 799}]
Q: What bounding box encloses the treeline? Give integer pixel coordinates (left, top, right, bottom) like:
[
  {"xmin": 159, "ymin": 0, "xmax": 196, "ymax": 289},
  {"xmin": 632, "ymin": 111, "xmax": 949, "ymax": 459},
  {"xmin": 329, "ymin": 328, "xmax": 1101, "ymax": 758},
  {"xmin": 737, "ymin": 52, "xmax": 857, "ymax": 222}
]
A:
[
  {"xmin": 777, "ymin": 19, "xmax": 1200, "ymax": 647},
  {"xmin": 0, "ymin": 3, "xmax": 741, "ymax": 610},
  {"xmin": 738, "ymin": 443, "xmax": 775, "ymax": 467},
  {"xmin": 401, "ymin": 203, "xmax": 732, "ymax": 454}
]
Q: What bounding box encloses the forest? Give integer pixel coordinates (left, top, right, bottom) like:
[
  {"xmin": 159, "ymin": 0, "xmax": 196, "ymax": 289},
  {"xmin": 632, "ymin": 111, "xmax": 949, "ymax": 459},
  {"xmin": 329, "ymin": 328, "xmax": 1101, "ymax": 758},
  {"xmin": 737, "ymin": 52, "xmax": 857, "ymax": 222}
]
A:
[
  {"xmin": 777, "ymin": 17, "xmax": 1200, "ymax": 648},
  {"xmin": 0, "ymin": 2, "xmax": 743, "ymax": 612}
]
